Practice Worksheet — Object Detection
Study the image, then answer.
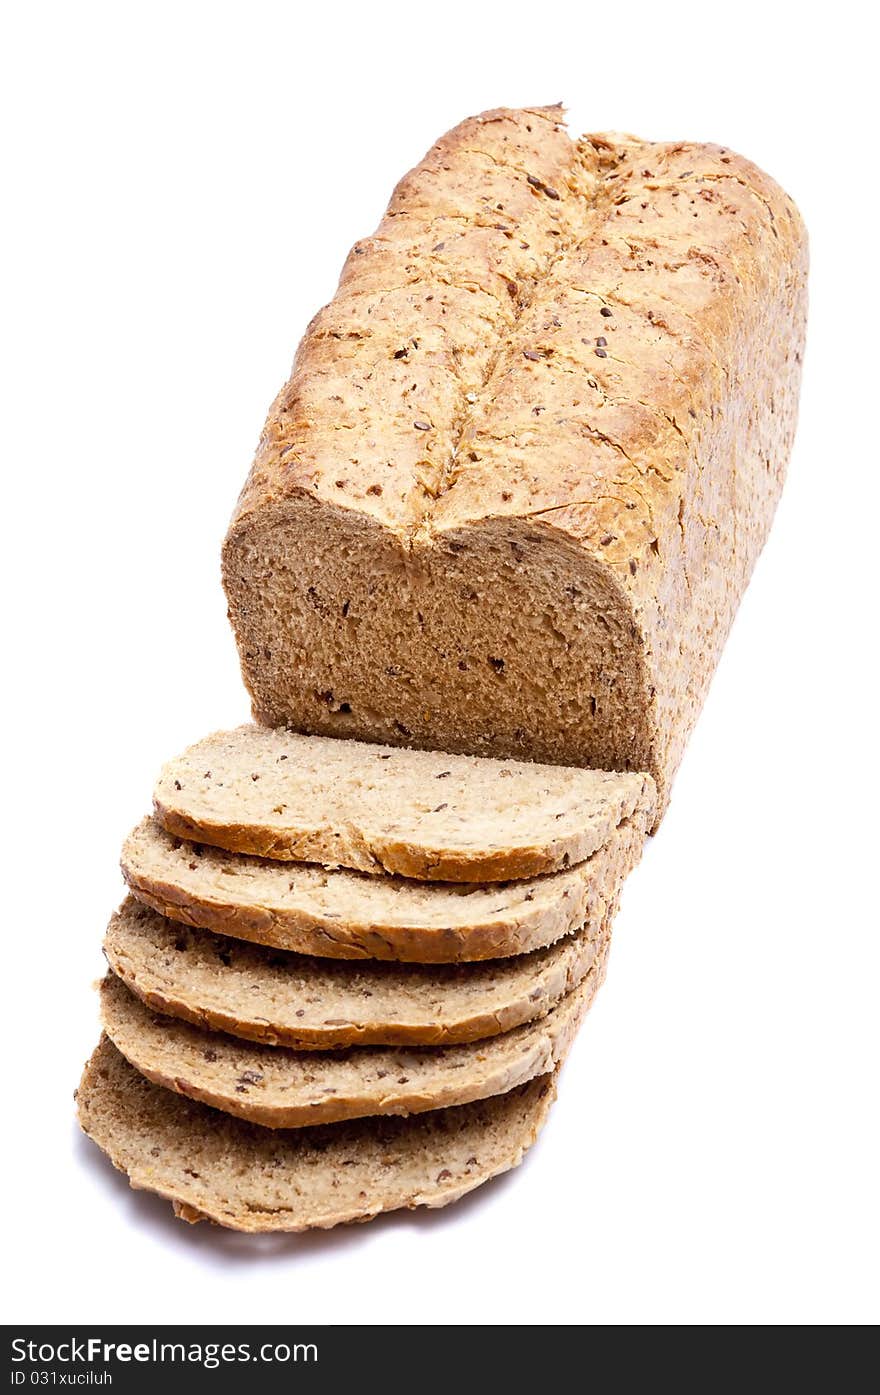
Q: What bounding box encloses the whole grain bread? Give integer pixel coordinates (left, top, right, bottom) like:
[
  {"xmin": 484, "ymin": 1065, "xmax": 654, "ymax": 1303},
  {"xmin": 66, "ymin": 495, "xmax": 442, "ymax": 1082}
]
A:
[
  {"xmin": 105, "ymin": 896, "xmax": 612, "ymax": 1047},
  {"xmin": 154, "ymin": 725, "xmax": 655, "ymax": 881},
  {"xmin": 122, "ymin": 813, "xmax": 645, "ymax": 961},
  {"xmin": 222, "ymin": 106, "xmax": 807, "ymax": 814},
  {"xmin": 77, "ymin": 1037, "xmax": 557, "ymax": 1232},
  {"xmin": 99, "ymin": 962, "xmax": 602, "ymax": 1127}
]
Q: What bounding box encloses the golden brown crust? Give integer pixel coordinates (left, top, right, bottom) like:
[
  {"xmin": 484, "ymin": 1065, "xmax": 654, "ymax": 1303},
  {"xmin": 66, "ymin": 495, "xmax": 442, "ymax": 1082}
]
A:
[{"xmin": 231, "ymin": 104, "xmax": 593, "ymax": 532}]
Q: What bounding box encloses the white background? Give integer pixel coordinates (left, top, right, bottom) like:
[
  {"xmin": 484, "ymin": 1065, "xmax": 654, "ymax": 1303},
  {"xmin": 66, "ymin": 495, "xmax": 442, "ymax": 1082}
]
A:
[{"xmin": 3, "ymin": 0, "xmax": 877, "ymax": 1326}]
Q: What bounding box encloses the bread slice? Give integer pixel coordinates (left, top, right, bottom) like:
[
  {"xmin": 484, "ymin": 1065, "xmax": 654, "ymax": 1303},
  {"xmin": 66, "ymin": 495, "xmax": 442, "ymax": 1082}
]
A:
[
  {"xmin": 77, "ymin": 1038, "xmax": 557, "ymax": 1232},
  {"xmin": 153, "ymin": 725, "xmax": 655, "ymax": 881},
  {"xmin": 122, "ymin": 814, "xmax": 645, "ymax": 962},
  {"xmin": 105, "ymin": 896, "xmax": 611, "ymax": 1048},
  {"xmin": 99, "ymin": 961, "xmax": 602, "ymax": 1127}
]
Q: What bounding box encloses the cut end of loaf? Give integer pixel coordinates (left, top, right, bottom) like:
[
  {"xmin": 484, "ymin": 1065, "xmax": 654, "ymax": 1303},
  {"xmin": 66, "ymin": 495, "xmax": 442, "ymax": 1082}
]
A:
[
  {"xmin": 223, "ymin": 502, "xmax": 657, "ymax": 794},
  {"xmin": 220, "ymin": 110, "xmax": 809, "ymax": 821}
]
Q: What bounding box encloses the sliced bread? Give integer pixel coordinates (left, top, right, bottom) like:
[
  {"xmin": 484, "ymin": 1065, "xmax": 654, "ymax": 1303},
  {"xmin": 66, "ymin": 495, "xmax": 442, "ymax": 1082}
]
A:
[
  {"xmin": 122, "ymin": 814, "xmax": 645, "ymax": 962},
  {"xmin": 77, "ymin": 1038, "xmax": 557, "ymax": 1233},
  {"xmin": 153, "ymin": 725, "xmax": 655, "ymax": 881},
  {"xmin": 105, "ymin": 896, "xmax": 612, "ymax": 1048},
  {"xmin": 99, "ymin": 963, "xmax": 602, "ymax": 1127}
]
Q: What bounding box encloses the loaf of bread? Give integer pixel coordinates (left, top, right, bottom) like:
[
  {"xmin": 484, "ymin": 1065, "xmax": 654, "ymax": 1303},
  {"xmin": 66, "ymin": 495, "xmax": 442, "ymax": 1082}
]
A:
[
  {"xmin": 99, "ymin": 965, "xmax": 602, "ymax": 1127},
  {"xmin": 77, "ymin": 1038, "xmax": 558, "ymax": 1232},
  {"xmin": 105, "ymin": 896, "xmax": 612, "ymax": 1047},
  {"xmin": 77, "ymin": 105, "xmax": 809, "ymax": 1237},
  {"xmin": 222, "ymin": 105, "xmax": 807, "ymax": 809}
]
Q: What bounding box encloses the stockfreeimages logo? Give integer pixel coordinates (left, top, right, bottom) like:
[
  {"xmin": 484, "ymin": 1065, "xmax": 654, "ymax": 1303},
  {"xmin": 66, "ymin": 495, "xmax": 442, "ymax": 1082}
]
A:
[{"xmin": 10, "ymin": 1338, "xmax": 318, "ymax": 1372}]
